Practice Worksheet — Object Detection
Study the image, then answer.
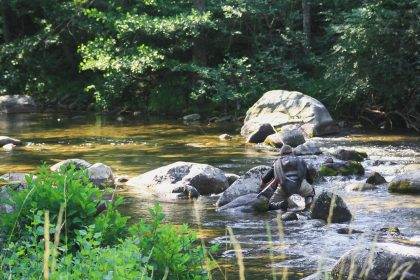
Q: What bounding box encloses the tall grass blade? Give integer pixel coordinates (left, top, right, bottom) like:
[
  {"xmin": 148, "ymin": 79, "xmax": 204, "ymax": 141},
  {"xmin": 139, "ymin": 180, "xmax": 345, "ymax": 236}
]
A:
[{"xmin": 43, "ymin": 210, "xmax": 50, "ymax": 280}]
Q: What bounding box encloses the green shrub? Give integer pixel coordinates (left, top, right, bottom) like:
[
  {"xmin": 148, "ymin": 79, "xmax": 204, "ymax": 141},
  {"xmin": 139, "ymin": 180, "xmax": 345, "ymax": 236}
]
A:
[{"xmin": 0, "ymin": 165, "xmax": 128, "ymax": 248}]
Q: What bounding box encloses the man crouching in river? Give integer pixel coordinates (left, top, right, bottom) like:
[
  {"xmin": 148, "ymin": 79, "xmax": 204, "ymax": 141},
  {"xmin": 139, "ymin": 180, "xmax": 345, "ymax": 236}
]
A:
[{"xmin": 259, "ymin": 144, "xmax": 315, "ymax": 212}]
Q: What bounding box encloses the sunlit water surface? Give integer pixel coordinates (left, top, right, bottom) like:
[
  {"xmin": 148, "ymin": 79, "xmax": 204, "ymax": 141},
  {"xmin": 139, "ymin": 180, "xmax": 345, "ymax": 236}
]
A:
[{"xmin": 1, "ymin": 114, "xmax": 419, "ymax": 279}]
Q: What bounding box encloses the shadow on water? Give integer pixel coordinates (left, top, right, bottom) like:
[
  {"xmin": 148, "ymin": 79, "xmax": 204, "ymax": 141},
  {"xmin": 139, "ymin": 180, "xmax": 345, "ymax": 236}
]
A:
[{"xmin": 1, "ymin": 113, "xmax": 419, "ymax": 279}]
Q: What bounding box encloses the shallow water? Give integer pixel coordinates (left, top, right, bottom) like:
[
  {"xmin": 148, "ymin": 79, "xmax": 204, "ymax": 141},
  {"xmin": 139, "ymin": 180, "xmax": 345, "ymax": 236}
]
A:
[{"xmin": 1, "ymin": 113, "xmax": 419, "ymax": 279}]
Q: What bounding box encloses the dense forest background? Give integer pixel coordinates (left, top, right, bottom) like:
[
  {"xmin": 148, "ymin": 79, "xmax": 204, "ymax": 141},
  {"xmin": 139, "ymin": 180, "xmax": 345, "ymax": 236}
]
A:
[{"xmin": 0, "ymin": 0, "xmax": 418, "ymax": 129}]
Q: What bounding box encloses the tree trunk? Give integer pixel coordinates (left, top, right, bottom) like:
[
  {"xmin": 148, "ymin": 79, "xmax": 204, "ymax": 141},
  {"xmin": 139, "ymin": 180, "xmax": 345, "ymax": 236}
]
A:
[
  {"xmin": 1, "ymin": 0, "xmax": 11, "ymax": 43},
  {"xmin": 302, "ymin": 0, "xmax": 311, "ymax": 45},
  {"xmin": 192, "ymin": 0, "xmax": 206, "ymax": 66}
]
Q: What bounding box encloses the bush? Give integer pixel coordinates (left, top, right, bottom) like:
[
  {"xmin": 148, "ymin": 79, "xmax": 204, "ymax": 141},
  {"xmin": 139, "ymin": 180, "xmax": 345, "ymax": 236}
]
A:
[{"xmin": 0, "ymin": 165, "xmax": 128, "ymax": 248}]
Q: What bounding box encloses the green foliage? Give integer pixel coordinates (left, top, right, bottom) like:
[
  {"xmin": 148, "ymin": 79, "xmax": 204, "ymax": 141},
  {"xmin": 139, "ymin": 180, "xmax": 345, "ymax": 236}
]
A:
[
  {"xmin": 129, "ymin": 203, "xmax": 217, "ymax": 279},
  {"xmin": 1, "ymin": 0, "xmax": 418, "ymax": 127},
  {"xmin": 0, "ymin": 165, "xmax": 128, "ymax": 248},
  {"xmin": 0, "ymin": 203, "xmax": 213, "ymax": 279}
]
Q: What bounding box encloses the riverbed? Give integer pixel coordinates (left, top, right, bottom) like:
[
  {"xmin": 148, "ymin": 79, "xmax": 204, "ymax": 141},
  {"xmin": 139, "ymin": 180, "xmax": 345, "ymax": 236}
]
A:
[{"xmin": 1, "ymin": 113, "xmax": 419, "ymax": 279}]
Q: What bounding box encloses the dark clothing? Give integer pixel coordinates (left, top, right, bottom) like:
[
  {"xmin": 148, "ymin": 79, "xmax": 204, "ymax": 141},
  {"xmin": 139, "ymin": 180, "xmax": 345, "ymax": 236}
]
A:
[{"xmin": 262, "ymin": 158, "xmax": 313, "ymax": 185}]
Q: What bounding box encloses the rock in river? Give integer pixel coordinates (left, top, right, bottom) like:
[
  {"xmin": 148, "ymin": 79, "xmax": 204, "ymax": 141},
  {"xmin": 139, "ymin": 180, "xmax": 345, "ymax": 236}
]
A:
[
  {"xmin": 87, "ymin": 163, "xmax": 114, "ymax": 187},
  {"xmin": 2, "ymin": 143, "xmax": 16, "ymax": 151},
  {"xmin": 388, "ymin": 170, "xmax": 420, "ymax": 194},
  {"xmin": 311, "ymin": 191, "xmax": 352, "ymax": 223},
  {"xmin": 216, "ymin": 194, "xmax": 269, "ymax": 213},
  {"xmin": 331, "ymin": 243, "xmax": 420, "ymax": 280},
  {"xmin": 366, "ymin": 171, "xmax": 387, "ymax": 185},
  {"xmin": 334, "ymin": 149, "xmax": 367, "ymax": 162},
  {"xmin": 241, "ymin": 90, "xmax": 339, "ymax": 137},
  {"xmin": 293, "ymin": 141, "xmax": 322, "ymax": 156},
  {"xmin": 50, "ymin": 158, "xmax": 92, "ymax": 172},
  {"xmin": 126, "ymin": 161, "xmax": 229, "ymax": 197},
  {"xmin": 0, "ymin": 136, "xmax": 21, "ymax": 146},
  {"xmin": 278, "ymin": 128, "xmax": 305, "ymax": 147},
  {"xmin": 319, "ymin": 160, "xmax": 364, "ymax": 176},
  {"xmin": 216, "ymin": 165, "xmax": 272, "ymax": 207},
  {"xmin": 345, "ymin": 182, "xmax": 378, "ymax": 192},
  {"xmin": 246, "ymin": 123, "xmax": 276, "ymax": 144},
  {"xmin": 0, "ymin": 95, "xmax": 37, "ymax": 114}
]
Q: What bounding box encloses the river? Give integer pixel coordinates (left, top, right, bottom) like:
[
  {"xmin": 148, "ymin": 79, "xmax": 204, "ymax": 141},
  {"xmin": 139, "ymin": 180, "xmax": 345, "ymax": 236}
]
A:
[{"xmin": 1, "ymin": 113, "xmax": 419, "ymax": 279}]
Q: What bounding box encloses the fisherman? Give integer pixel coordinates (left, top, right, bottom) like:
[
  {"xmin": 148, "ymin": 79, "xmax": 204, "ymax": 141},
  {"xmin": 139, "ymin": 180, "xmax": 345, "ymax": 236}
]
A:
[{"xmin": 259, "ymin": 144, "xmax": 315, "ymax": 212}]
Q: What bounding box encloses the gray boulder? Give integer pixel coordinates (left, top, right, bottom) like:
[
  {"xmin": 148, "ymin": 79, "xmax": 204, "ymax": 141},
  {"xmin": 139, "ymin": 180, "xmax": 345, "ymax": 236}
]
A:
[
  {"xmin": 0, "ymin": 173, "xmax": 31, "ymax": 185},
  {"xmin": 264, "ymin": 133, "xmax": 283, "ymax": 148},
  {"xmin": 334, "ymin": 149, "xmax": 367, "ymax": 162},
  {"xmin": 311, "ymin": 191, "xmax": 352, "ymax": 223},
  {"xmin": 225, "ymin": 173, "xmax": 240, "ymax": 186},
  {"xmin": 331, "ymin": 243, "xmax": 420, "ymax": 280},
  {"xmin": 2, "ymin": 143, "xmax": 16, "ymax": 151},
  {"xmin": 216, "ymin": 194, "xmax": 269, "ymax": 213},
  {"xmin": 0, "ymin": 95, "xmax": 37, "ymax": 114},
  {"xmin": 388, "ymin": 170, "xmax": 420, "ymax": 194},
  {"xmin": 278, "ymin": 128, "xmax": 305, "ymax": 147},
  {"xmin": 346, "ymin": 182, "xmax": 378, "ymax": 192},
  {"xmin": 320, "ymin": 160, "xmax": 364, "ymax": 176},
  {"xmin": 0, "ymin": 189, "xmax": 14, "ymax": 214},
  {"xmin": 0, "ymin": 136, "xmax": 21, "ymax": 146},
  {"xmin": 183, "ymin": 114, "xmax": 201, "ymax": 122},
  {"xmin": 241, "ymin": 90, "xmax": 339, "ymax": 137},
  {"xmin": 216, "ymin": 165, "xmax": 272, "ymax": 207},
  {"xmin": 366, "ymin": 171, "xmax": 387, "ymax": 185},
  {"xmin": 126, "ymin": 161, "xmax": 229, "ymax": 197},
  {"xmin": 293, "ymin": 142, "xmax": 322, "ymax": 156},
  {"xmin": 87, "ymin": 163, "xmax": 114, "ymax": 187},
  {"xmin": 50, "ymin": 159, "xmax": 92, "ymax": 172},
  {"xmin": 246, "ymin": 123, "xmax": 276, "ymax": 144}
]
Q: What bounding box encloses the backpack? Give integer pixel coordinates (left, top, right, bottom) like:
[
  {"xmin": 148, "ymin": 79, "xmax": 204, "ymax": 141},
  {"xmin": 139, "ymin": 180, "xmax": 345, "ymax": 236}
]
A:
[{"xmin": 273, "ymin": 156, "xmax": 307, "ymax": 195}]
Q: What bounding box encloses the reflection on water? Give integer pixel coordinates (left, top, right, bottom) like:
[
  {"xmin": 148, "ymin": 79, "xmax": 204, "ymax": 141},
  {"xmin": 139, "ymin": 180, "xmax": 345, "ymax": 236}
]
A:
[{"xmin": 1, "ymin": 113, "xmax": 419, "ymax": 279}]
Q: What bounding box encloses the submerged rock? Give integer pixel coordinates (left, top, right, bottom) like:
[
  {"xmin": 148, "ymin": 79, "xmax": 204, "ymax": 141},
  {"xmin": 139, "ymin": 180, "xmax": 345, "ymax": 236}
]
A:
[
  {"xmin": 50, "ymin": 159, "xmax": 92, "ymax": 172},
  {"xmin": 366, "ymin": 171, "xmax": 387, "ymax": 185},
  {"xmin": 345, "ymin": 182, "xmax": 378, "ymax": 192},
  {"xmin": 246, "ymin": 123, "xmax": 276, "ymax": 144},
  {"xmin": 293, "ymin": 142, "xmax": 322, "ymax": 156},
  {"xmin": 311, "ymin": 191, "xmax": 352, "ymax": 223},
  {"xmin": 388, "ymin": 170, "xmax": 420, "ymax": 194},
  {"xmin": 0, "ymin": 95, "xmax": 37, "ymax": 114},
  {"xmin": 334, "ymin": 149, "xmax": 367, "ymax": 162},
  {"xmin": 331, "ymin": 243, "xmax": 420, "ymax": 280},
  {"xmin": 319, "ymin": 161, "xmax": 364, "ymax": 176},
  {"xmin": 241, "ymin": 90, "xmax": 339, "ymax": 137},
  {"xmin": 87, "ymin": 163, "xmax": 114, "ymax": 187},
  {"xmin": 216, "ymin": 165, "xmax": 271, "ymax": 207},
  {"xmin": 216, "ymin": 194, "xmax": 269, "ymax": 213},
  {"xmin": 126, "ymin": 161, "xmax": 229, "ymax": 197},
  {"xmin": 0, "ymin": 136, "xmax": 21, "ymax": 146}
]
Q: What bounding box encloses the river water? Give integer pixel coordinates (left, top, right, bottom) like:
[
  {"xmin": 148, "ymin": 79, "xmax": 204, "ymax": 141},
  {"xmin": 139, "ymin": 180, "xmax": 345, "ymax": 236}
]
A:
[{"xmin": 1, "ymin": 114, "xmax": 419, "ymax": 279}]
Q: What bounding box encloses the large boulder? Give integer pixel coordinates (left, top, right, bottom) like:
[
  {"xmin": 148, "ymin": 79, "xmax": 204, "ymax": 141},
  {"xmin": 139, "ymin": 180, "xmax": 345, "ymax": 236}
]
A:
[
  {"xmin": 241, "ymin": 90, "xmax": 339, "ymax": 137},
  {"xmin": 278, "ymin": 128, "xmax": 305, "ymax": 147},
  {"xmin": 311, "ymin": 191, "xmax": 352, "ymax": 223},
  {"xmin": 388, "ymin": 170, "xmax": 420, "ymax": 194},
  {"xmin": 216, "ymin": 194, "xmax": 269, "ymax": 213},
  {"xmin": 0, "ymin": 95, "xmax": 37, "ymax": 114},
  {"xmin": 331, "ymin": 243, "xmax": 420, "ymax": 280},
  {"xmin": 87, "ymin": 163, "xmax": 114, "ymax": 187},
  {"xmin": 246, "ymin": 123, "xmax": 276, "ymax": 144},
  {"xmin": 50, "ymin": 159, "xmax": 92, "ymax": 172},
  {"xmin": 216, "ymin": 165, "xmax": 272, "ymax": 207},
  {"xmin": 293, "ymin": 142, "xmax": 322, "ymax": 156},
  {"xmin": 0, "ymin": 136, "xmax": 21, "ymax": 146},
  {"xmin": 126, "ymin": 161, "xmax": 229, "ymax": 197}
]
